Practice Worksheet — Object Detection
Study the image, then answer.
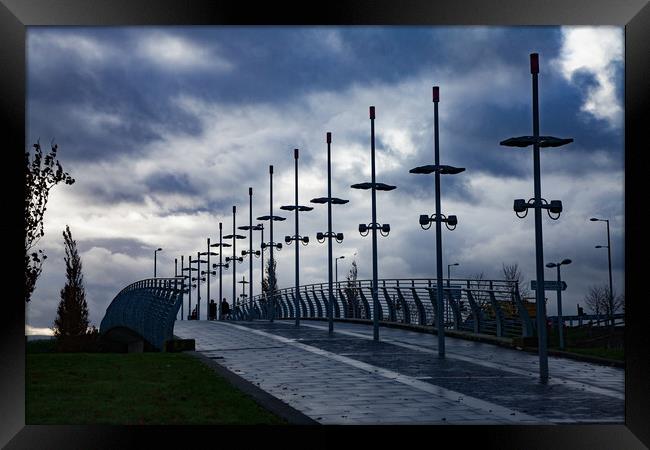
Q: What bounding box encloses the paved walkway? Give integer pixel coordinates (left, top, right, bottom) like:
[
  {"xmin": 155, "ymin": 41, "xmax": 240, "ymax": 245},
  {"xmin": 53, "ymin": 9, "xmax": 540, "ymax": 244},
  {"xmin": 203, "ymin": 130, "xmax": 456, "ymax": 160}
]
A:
[{"xmin": 173, "ymin": 320, "xmax": 624, "ymax": 425}]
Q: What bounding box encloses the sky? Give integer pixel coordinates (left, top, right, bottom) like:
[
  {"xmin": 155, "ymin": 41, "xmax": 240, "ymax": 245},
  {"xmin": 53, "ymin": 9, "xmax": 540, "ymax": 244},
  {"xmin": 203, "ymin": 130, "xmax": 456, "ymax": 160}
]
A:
[{"xmin": 25, "ymin": 26, "xmax": 624, "ymax": 333}]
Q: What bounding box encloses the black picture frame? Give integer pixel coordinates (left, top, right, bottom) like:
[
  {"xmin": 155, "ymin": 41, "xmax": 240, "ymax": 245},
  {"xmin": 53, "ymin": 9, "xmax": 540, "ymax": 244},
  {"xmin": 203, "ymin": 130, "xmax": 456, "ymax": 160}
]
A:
[{"xmin": 2, "ymin": 0, "xmax": 648, "ymax": 447}]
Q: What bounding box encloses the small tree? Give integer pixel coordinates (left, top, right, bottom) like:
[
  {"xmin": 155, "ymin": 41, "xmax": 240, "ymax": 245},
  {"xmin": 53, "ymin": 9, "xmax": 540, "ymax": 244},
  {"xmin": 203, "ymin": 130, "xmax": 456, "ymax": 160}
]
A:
[
  {"xmin": 502, "ymin": 262, "xmax": 531, "ymax": 300},
  {"xmin": 53, "ymin": 226, "xmax": 89, "ymax": 337},
  {"xmin": 25, "ymin": 141, "xmax": 75, "ymax": 303},
  {"xmin": 345, "ymin": 259, "xmax": 359, "ymax": 317},
  {"xmin": 261, "ymin": 258, "xmax": 278, "ymax": 296}
]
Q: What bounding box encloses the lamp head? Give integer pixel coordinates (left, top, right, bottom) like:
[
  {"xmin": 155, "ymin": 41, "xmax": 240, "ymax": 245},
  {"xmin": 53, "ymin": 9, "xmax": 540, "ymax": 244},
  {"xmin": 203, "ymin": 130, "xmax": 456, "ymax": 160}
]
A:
[
  {"xmin": 358, "ymin": 224, "xmax": 368, "ymax": 233},
  {"xmin": 513, "ymin": 199, "xmax": 527, "ymax": 213},
  {"xmin": 336, "ymin": 232, "xmax": 344, "ymax": 242},
  {"xmin": 589, "ymin": 217, "xmax": 599, "ymax": 221},
  {"xmin": 561, "ymin": 258, "xmax": 572, "ymax": 265},
  {"xmin": 316, "ymin": 232, "xmax": 324, "ymax": 241},
  {"xmin": 446, "ymin": 215, "xmax": 458, "ymax": 227},
  {"xmin": 419, "ymin": 214, "xmax": 430, "ymax": 226},
  {"xmin": 548, "ymin": 200, "xmax": 563, "ymax": 214},
  {"xmin": 285, "ymin": 236, "xmax": 291, "ymax": 244}
]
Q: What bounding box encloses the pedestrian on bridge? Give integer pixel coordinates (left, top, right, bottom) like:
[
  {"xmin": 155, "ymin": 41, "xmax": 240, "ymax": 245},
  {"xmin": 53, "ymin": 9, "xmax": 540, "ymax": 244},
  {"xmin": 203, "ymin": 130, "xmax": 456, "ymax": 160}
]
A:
[{"xmin": 221, "ymin": 298, "xmax": 231, "ymax": 320}]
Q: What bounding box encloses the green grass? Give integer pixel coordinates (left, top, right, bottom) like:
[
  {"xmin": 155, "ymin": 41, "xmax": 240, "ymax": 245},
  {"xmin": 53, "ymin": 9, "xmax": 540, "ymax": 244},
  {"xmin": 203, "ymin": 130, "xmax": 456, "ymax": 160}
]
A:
[
  {"xmin": 26, "ymin": 351, "xmax": 287, "ymax": 425},
  {"xmin": 563, "ymin": 347, "xmax": 624, "ymax": 361}
]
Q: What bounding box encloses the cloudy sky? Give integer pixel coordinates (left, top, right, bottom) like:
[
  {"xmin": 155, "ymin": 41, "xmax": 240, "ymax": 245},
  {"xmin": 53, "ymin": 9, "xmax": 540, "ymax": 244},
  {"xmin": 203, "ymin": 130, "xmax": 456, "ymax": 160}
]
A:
[{"xmin": 26, "ymin": 26, "xmax": 624, "ymax": 333}]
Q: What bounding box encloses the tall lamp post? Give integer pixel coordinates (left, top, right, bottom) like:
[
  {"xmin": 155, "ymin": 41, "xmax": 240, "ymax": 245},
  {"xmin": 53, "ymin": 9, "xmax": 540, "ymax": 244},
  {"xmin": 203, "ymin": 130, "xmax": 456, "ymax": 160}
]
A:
[
  {"xmin": 211, "ymin": 222, "xmax": 230, "ymax": 320},
  {"xmin": 281, "ymin": 148, "xmax": 313, "ymax": 327},
  {"xmin": 500, "ymin": 53, "xmax": 573, "ymax": 382},
  {"xmin": 200, "ymin": 239, "xmax": 218, "ymax": 320},
  {"xmin": 335, "ymin": 256, "xmax": 345, "ymax": 285},
  {"xmin": 545, "ymin": 258, "xmax": 571, "ymax": 350},
  {"xmin": 176, "ymin": 255, "xmax": 188, "ymax": 320},
  {"xmin": 224, "ymin": 206, "xmax": 246, "ymax": 318},
  {"xmin": 193, "ymin": 252, "xmax": 208, "ymax": 320},
  {"xmin": 590, "ymin": 217, "xmax": 615, "ymax": 328},
  {"xmin": 257, "ymin": 165, "xmax": 285, "ymax": 322},
  {"xmin": 240, "ymin": 188, "xmax": 262, "ymax": 321},
  {"xmin": 312, "ymin": 132, "xmax": 348, "ymax": 335},
  {"xmin": 410, "ymin": 86, "xmax": 465, "ymax": 357},
  {"xmin": 154, "ymin": 247, "xmax": 163, "ymax": 278},
  {"xmin": 182, "ymin": 255, "xmax": 198, "ymax": 319},
  {"xmin": 352, "ymin": 106, "xmax": 396, "ymax": 342}
]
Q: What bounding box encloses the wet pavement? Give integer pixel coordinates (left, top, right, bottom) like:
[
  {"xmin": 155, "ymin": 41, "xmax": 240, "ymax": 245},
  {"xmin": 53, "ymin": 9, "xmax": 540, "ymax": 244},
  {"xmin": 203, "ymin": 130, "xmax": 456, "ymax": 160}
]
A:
[{"xmin": 173, "ymin": 319, "xmax": 624, "ymax": 425}]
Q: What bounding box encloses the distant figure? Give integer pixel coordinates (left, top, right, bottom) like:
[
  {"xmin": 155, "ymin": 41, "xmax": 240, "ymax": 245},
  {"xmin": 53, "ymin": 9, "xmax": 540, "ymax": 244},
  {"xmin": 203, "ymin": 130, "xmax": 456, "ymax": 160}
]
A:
[
  {"xmin": 221, "ymin": 298, "xmax": 230, "ymax": 320},
  {"xmin": 209, "ymin": 299, "xmax": 217, "ymax": 320},
  {"xmin": 190, "ymin": 306, "xmax": 198, "ymax": 320}
]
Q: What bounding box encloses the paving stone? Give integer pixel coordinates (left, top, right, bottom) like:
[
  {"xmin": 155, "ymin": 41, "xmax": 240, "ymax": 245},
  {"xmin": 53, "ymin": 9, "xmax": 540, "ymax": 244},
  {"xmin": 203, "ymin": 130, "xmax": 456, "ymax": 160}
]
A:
[{"xmin": 173, "ymin": 320, "xmax": 624, "ymax": 424}]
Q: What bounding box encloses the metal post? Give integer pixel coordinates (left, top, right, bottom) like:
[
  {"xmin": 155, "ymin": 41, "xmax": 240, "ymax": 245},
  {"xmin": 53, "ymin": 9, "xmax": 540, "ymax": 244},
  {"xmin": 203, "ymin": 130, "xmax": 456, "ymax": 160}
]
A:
[
  {"xmin": 249, "ymin": 187, "xmax": 254, "ymax": 321},
  {"xmin": 531, "ymin": 54, "xmax": 548, "ymax": 382},
  {"xmin": 370, "ymin": 106, "xmax": 380, "ymax": 342},
  {"xmin": 180, "ymin": 255, "xmax": 184, "ymax": 320},
  {"xmin": 188, "ymin": 255, "xmax": 192, "ymax": 319},
  {"xmin": 219, "ymin": 223, "xmax": 223, "ymax": 321},
  {"xmin": 433, "ymin": 92, "xmax": 445, "ymax": 357},
  {"xmin": 294, "ymin": 149, "xmax": 301, "ymax": 327},
  {"xmin": 261, "ymin": 225, "xmax": 264, "ymax": 295},
  {"xmin": 556, "ymin": 264, "xmax": 565, "ymax": 350},
  {"xmin": 196, "ymin": 251, "xmax": 201, "ymax": 321},
  {"xmin": 269, "ymin": 165, "xmax": 275, "ymax": 323},
  {"xmin": 207, "ymin": 238, "xmax": 211, "ymax": 320},
  {"xmin": 232, "ymin": 206, "xmax": 237, "ymax": 318},
  {"xmin": 327, "ymin": 134, "xmax": 334, "ymax": 335},
  {"xmin": 606, "ymin": 220, "xmax": 614, "ymax": 327},
  {"xmin": 154, "ymin": 250, "xmax": 157, "ymax": 279}
]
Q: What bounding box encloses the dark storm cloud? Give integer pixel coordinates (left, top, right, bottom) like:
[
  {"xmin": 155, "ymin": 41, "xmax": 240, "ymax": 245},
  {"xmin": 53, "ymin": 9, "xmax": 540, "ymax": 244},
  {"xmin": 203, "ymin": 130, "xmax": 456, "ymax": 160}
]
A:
[{"xmin": 77, "ymin": 237, "xmax": 153, "ymax": 258}]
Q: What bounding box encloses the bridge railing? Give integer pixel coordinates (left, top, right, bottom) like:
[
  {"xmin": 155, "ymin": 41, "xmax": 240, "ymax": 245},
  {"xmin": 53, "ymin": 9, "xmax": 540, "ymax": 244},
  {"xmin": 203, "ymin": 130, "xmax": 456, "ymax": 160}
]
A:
[
  {"xmin": 100, "ymin": 277, "xmax": 185, "ymax": 350},
  {"xmin": 231, "ymin": 278, "xmax": 539, "ymax": 339}
]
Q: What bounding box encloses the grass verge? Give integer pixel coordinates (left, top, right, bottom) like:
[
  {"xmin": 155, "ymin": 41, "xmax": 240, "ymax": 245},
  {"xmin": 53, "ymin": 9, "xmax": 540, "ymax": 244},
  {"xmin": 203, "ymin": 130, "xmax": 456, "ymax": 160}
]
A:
[{"xmin": 26, "ymin": 346, "xmax": 286, "ymax": 425}]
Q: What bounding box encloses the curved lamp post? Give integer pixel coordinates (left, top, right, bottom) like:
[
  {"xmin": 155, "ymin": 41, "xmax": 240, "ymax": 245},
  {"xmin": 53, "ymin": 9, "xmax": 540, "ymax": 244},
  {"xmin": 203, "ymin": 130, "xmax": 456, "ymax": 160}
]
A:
[
  {"xmin": 281, "ymin": 148, "xmax": 313, "ymax": 327},
  {"xmin": 590, "ymin": 217, "xmax": 614, "ymax": 328},
  {"xmin": 312, "ymin": 132, "xmax": 349, "ymax": 335},
  {"xmin": 257, "ymin": 165, "xmax": 285, "ymax": 322},
  {"xmin": 352, "ymin": 107, "xmax": 396, "ymax": 342},
  {"xmin": 500, "ymin": 53, "xmax": 573, "ymax": 382},
  {"xmin": 545, "ymin": 258, "xmax": 571, "ymax": 350}
]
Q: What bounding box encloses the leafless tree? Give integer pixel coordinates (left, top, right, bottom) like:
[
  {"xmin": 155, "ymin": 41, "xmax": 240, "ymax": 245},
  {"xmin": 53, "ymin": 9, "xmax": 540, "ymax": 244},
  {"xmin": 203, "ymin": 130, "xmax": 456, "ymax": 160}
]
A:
[
  {"xmin": 584, "ymin": 283, "xmax": 624, "ymax": 317},
  {"xmin": 502, "ymin": 262, "xmax": 531, "ymax": 299}
]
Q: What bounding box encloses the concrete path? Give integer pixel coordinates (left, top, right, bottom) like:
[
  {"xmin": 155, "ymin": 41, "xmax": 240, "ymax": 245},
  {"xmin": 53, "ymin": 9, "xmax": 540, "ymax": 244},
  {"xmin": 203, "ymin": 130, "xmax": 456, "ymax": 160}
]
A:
[{"xmin": 173, "ymin": 320, "xmax": 624, "ymax": 425}]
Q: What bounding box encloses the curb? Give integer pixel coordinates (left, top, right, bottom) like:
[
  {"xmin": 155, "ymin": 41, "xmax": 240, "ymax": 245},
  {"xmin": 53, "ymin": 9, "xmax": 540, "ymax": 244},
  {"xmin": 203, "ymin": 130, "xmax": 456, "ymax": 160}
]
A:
[{"xmin": 186, "ymin": 350, "xmax": 320, "ymax": 425}]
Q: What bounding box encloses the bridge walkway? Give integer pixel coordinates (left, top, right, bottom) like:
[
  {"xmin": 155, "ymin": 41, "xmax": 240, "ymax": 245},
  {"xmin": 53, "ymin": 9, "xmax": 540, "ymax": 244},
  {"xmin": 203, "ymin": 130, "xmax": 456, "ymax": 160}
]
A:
[{"xmin": 173, "ymin": 320, "xmax": 623, "ymax": 425}]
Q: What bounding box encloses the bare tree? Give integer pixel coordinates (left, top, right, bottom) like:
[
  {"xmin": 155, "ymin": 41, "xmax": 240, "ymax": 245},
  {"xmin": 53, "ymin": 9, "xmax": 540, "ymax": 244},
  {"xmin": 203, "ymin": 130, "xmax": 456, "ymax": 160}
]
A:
[
  {"xmin": 584, "ymin": 283, "xmax": 624, "ymax": 317},
  {"xmin": 502, "ymin": 262, "xmax": 531, "ymax": 299},
  {"xmin": 53, "ymin": 226, "xmax": 89, "ymax": 337},
  {"xmin": 470, "ymin": 272, "xmax": 490, "ymax": 307},
  {"xmin": 25, "ymin": 141, "xmax": 75, "ymax": 302}
]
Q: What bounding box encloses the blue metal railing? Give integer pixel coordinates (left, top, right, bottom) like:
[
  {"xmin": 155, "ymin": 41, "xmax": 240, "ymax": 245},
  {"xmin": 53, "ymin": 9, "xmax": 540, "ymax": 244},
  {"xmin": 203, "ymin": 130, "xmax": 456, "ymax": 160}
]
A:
[{"xmin": 100, "ymin": 277, "xmax": 185, "ymax": 350}]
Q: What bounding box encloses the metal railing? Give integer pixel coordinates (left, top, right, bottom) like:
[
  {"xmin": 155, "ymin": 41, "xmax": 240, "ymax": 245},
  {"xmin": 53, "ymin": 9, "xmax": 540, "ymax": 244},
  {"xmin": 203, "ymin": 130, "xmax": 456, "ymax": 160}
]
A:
[
  {"xmin": 100, "ymin": 277, "xmax": 185, "ymax": 350},
  {"xmin": 231, "ymin": 278, "xmax": 540, "ymax": 338}
]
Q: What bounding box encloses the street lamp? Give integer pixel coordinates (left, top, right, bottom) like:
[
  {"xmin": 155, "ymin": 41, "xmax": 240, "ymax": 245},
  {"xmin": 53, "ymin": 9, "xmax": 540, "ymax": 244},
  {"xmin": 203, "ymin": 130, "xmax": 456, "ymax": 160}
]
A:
[
  {"xmin": 500, "ymin": 53, "xmax": 573, "ymax": 382},
  {"xmin": 312, "ymin": 132, "xmax": 349, "ymax": 335},
  {"xmin": 352, "ymin": 106, "xmax": 396, "ymax": 342},
  {"xmin": 281, "ymin": 148, "xmax": 313, "ymax": 327},
  {"xmin": 239, "ymin": 188, "xmax": 262, "ymax": 321},
  {"xmin": 211, "ymin": 222, "xmax": 230, "ymax": 320},
  {"xmin": 590, "ymin": 217, "xmax": 615, "ymax": 328},
  {"xmin": 224, "ymin": 205, "xmax": 246, "ymax": 319},
  {"xmin": 182, "ymin": 255, "xmax": 198, "ymax": 319},
  {"xmin": 194, "ymin": 251, "xmax": 208, "ymax": 320},
  {"xmin": 257, "ymin": 165, "xmax": 286, "ymax": 322},
  {"xmin": 545, "ymin": 258, "xmax": 571, "ymax": 350},
  {"xmin": 176, "ymin": 255, "xmax": 189, "ymax": 320},
  {"xmin": 200, "ymin": 239, "xmax": 218, "ymax": 320},
  {"xmin": 154, "ymin": 247, "xmax": 163, "ymax": 278},
  {"xmin": 410, "ymin": 87, "xmax": 465, "ymax": 358},
  {"xmin": 335, "ymin": 256, "xmax": 345, "ymax": 285}
]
